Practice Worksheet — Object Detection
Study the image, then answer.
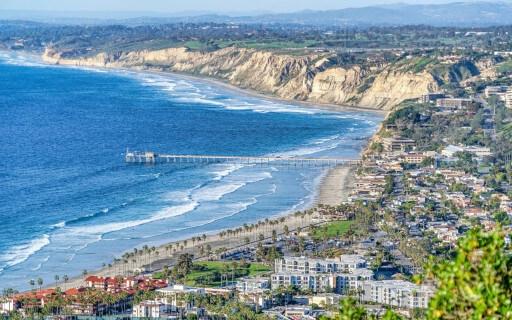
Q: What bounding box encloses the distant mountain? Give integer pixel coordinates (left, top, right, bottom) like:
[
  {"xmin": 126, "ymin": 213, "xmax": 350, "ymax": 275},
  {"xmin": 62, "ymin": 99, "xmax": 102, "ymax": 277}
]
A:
[
  {"xmin": 1, "ymin": 2, "xmax": 512, "ymax": 27},
  {"xmin": 160, "ymin": 2, "xmax": 512, "ymax": 27}
]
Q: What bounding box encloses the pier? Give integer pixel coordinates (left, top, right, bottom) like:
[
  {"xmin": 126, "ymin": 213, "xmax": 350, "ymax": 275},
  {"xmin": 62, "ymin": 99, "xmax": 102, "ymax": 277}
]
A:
[{"xmin": 125, "ymin": 151, "xmax": 361, "ymax": 167}]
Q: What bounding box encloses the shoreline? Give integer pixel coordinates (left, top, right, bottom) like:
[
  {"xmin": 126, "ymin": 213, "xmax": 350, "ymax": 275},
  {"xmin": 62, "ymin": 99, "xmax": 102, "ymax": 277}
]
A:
[
  {"xmin": 45, "ymin": 164, "xmax": 357, "ymax": 291},
  {"xmin": 0, "ymin": 50, "xmax": 380, "ymax": 291}
]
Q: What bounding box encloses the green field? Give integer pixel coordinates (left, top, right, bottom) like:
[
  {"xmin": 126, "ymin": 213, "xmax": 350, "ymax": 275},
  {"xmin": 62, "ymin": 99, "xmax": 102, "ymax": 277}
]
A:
[
  {"xmin": 185, "ymin": 261, "xmax": 271, "ymax": 287},
  {"xmin": 311, "ymin": 220, "xmax": 353, "ymax": 240}
]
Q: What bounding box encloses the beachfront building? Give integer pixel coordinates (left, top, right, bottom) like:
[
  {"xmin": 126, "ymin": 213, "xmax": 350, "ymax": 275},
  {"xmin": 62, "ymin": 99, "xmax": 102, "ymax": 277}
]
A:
[
  {"xmin": 84, "ymin": 275, "xmax": 167, "ymax": 293},
  {"xmin": 361, "ymin": 280, "xmax": 434, "ymax": 309}
]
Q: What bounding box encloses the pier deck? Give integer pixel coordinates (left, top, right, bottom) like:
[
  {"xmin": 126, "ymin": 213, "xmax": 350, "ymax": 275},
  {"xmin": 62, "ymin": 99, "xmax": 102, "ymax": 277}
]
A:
[{"xmin": 125, "ymin": 151, "xmax": 361, "ymax": 167}]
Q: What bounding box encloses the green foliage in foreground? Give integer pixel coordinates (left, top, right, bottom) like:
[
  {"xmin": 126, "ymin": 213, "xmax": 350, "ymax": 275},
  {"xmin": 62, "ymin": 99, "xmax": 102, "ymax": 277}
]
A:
[
  {"xmin": 322, "ymin": 228, "xmax": 511, "ymax": 319},
  {"xmin": 425, "ymin": 228, "xmax": 512, "ymax": 319}
]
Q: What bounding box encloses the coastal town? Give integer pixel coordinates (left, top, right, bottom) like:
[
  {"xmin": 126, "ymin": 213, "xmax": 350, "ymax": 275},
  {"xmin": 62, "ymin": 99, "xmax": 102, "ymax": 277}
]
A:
[
  {"xmin": 1, "ymin": 44, "xmax": 511, "ymax": 319},
  {"xmin": 1, "ymin": 1, "xmax": 512, "ymax": 319}
]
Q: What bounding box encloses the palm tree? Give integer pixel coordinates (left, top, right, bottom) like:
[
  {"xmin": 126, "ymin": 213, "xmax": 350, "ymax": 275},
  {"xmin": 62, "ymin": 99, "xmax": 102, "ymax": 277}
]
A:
[
  {"xmin": 37, "ymin": 278, "xmax": 43, "ymax": 291},
  {"xmin": 54, "ymin": 275, "xmax": 60, "ymax": 288},
  {"xmin": 63, "ymin": 275, "xmax": 69, "ymax": 290},
  {"xmin": 28, "ymin": 279, "xmax": 35, "ymax": 292}
]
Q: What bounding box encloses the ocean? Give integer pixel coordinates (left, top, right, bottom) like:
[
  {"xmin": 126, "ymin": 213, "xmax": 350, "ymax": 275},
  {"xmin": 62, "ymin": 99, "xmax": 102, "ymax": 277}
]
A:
[{"xmin": 0, "ymin": 51, "xmax": 382, "ymax": 290}]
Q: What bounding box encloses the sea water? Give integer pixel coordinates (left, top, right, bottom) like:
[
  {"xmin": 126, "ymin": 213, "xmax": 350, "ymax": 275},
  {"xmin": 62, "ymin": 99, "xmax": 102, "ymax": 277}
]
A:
[{"xmin": 0, "ymin": 51, "xmax": 382, "ymax": 290}]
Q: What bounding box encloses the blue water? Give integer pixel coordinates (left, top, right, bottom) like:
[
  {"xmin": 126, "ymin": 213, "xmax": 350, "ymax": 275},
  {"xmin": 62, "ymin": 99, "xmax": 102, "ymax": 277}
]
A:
[{"xmin": 0, "ymin": 51, "xmax": 382, "ymax": 290}]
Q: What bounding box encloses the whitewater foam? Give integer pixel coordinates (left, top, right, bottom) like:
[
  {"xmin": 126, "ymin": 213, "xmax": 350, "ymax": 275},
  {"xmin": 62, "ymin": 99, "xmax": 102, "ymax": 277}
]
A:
[{"xmin": 0, "ymin": 235, "xmax": 50, "ymax": 272}]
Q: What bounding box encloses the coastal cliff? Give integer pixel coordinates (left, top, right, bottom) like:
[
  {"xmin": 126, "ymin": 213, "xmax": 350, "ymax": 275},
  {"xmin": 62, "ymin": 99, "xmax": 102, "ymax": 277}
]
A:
[{"xmin": 43, "ymin": 47, "xmax": 449, "ymax": 110}]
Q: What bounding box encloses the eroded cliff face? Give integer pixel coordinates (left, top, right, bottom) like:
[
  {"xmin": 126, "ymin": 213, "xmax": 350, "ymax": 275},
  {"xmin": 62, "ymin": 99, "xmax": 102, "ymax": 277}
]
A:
[{"xmin": 43, "ymin": 47, "xmax": 441, "ymax": 110}]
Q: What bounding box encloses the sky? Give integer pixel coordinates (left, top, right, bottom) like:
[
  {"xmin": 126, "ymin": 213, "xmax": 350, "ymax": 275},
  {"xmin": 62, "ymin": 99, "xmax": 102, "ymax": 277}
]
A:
[{"xmin": 0, "ymin": 0, "xmax": 503, "ymax": 15}]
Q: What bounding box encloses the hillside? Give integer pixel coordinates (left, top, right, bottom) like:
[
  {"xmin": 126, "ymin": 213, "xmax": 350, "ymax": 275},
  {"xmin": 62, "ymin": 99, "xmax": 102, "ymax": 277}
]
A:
[{"xmin": 43, "ymin": 47, "xmax": 486, "ymax": 110}]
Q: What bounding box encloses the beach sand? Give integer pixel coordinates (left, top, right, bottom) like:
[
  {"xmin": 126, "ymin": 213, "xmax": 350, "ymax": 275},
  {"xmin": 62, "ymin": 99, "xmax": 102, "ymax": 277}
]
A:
[{"xmin": 316, "ymin": 166, "xmax": 355, "ymax": 206}]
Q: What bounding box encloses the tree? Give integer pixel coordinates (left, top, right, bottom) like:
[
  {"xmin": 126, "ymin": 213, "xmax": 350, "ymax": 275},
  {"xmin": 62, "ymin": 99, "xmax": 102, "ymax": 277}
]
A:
[
  {"xmin": 319, "ymin": 297, "xmax": 367, "ymax": 320},
  {"xmin": 424, "ymin": 228, "xmax": 512, "ymax": 319},
  {"xmin": 173, "ymin": 253, "xmax": 194, "ymax": 280}
]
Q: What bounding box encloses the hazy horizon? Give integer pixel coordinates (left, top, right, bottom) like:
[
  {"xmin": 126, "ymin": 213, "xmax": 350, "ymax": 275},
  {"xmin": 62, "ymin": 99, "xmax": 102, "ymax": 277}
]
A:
[{"xmin": 0, "ymin": 0, "xmax": 506, "ymax": 17}]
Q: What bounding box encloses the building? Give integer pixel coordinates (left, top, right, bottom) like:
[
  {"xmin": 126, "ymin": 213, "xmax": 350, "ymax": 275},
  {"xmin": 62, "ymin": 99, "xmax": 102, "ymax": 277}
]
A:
[
  {"xmin": 382, "ymin": 137, "xmax": 416, "ymax": 152},
  {"xmin": 436, "ymin": 98, "xmax": 473, "ymax": 110},
  {"xmin": 237, "ymin": 290, "xmax": 272, "ymax": 310},
  {"xmin": 156, "ymin": 285, "xmax": 205, "ymax": 312},
  {"xmin": 484, "ymin": 86, "xmax": 509, "ymax": 100},
  {"xmin": 236, "ymin": 277, "xmax": 270, "ymax": 292},
  {"xmin": 441, "ymin": 145, "xmax": 492, "ymax": 158},
  {"xmin": 505, "ymin": 88, "xmax": 512, "ymax": 109},
  {"xmin": 401, "ymin": 152, "xmax": 436, "ymax": 164},
  {"xmin": 361, "ymin": 280, "xmax": 434, "ymax": 309},
  {"xmin": 310, "ymin": 293, "xmax": 343, "ymax": 307},
  {"xmin": 421, "ymin": 92, "xmax": 445, "ymax": 103},
  {"xmin": 272, "ymin": 255, "xmax": 373, "ymax": 294},
  {"xmin": 275, "ymin": 255, "xmax": 367, "ymax": 274},
  {"xmin": 132, "ymin": 301, "xmax": 168, "ymax": 318}
]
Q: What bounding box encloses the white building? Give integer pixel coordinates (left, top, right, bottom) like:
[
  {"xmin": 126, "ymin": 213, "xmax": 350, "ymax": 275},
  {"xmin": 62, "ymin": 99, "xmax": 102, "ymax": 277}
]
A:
[
  {"xmin": 156, "ymin": 285, "xmax": 205, "ymax": 312},
  {"xmin": 484, "ymin": 86, "xmax": 508, "ymax": 100},
  {"xmin": 361, "ymin": 280, "xmax": 434, "ymax": 309},
  {"xmin": 132, "ymin": 301, "xmax": 168, "ymax": 318},
  {"xmin": 436, "ymin": 98, "xmax": 473, "ymax": 110},
  {"xmin": 272, "ymin": 255, "xmax": 373, "ymax": 293},
  {"xmin": 236, "ymin": 277, "xmax": 270, "ymax": 292},
  {"xmin": 506, "ymin": 88, "xmax": 512, "ymax": 109},
  {"xmin": 274, "ymin": 255, "xmax": 367, "ymax": 274}
]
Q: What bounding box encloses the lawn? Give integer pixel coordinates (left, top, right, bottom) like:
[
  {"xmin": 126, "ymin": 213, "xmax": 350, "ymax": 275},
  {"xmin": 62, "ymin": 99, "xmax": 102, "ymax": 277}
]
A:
[
  {"xmin": 311, "ymin": 220, "xmax": 353, "ymax": 240},
  {"xmin": 185, "ymin": 261, "xmax": 271, "ymax": 287}
]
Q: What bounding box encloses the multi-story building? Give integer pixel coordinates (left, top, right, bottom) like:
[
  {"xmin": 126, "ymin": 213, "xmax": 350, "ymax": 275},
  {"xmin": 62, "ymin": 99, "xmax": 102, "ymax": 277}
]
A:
[
  {"xmin": 272, "ymin": 255, "xmax": 372, "ymax": 294},
  {"xmin": 382, "ymin": 137, "xmax": 416, "ymax": 152},
  {"xmin": 274, "ymin": 255, "xmax": 367, "ymax": 274},
  {"xmin": 361, "ymin": 280, "xmax": 434, "ymax": 309},
  {"xmin": 421, "ymin": 92, "xmax": 445, "ymax": 103},
  {"xmin": 506, "ymin": 89, "xmax": 512, "ymax": 109},
  {"xmin": 436, "ymin": 98, "xmax": 473, "ymax": 110},
  {"xmin": 484, "ymin": 86, "xmax": 509, "ymax": 100},
  {"xmin": 236, "ymin": 277, "xmax": 270, "ymax": 292},
  {"xmin": 271, "ymin": 269, "xmax": 373, "ymax": 294},
  {"xmin": 156, "ymin": 285, "xmax": 205, "ymax": 312},
  {"xmin": 132, "ymin": 301, "xmax": 168, "ymax": 318}
]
